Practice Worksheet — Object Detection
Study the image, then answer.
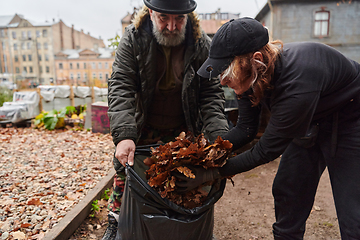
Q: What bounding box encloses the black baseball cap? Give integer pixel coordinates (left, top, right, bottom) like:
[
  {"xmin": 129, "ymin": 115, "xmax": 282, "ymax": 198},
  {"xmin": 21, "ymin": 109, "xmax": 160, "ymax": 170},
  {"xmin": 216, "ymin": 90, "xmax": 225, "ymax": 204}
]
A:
[
  {"xmin": 197, "ymin": 17, "xmax": 269, "ymax": 78},
  {"xmin": 144, "ymin": 0, "xmax": 197, "ymax": 14}
]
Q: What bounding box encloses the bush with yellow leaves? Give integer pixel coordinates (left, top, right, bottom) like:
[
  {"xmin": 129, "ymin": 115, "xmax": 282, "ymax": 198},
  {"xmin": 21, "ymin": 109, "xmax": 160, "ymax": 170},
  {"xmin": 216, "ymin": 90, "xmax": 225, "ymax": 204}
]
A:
[{"xmin": 33, "ymin": 105, "xmax": 86, "ymax": 130}]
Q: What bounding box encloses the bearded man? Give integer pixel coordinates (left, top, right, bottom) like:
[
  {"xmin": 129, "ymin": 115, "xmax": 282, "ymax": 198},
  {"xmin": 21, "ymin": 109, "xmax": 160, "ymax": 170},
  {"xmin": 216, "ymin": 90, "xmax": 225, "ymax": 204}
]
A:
[{"xmin": 103, "ymin": 0, "xmax": 229, "ymax": 239}]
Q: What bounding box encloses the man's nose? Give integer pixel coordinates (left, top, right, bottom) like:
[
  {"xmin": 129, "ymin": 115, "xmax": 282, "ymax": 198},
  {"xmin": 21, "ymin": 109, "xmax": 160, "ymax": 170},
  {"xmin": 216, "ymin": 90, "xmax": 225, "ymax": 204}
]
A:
[{"xmin": 167, "ymin": 18, "xmax": 176, "ymax": 31}]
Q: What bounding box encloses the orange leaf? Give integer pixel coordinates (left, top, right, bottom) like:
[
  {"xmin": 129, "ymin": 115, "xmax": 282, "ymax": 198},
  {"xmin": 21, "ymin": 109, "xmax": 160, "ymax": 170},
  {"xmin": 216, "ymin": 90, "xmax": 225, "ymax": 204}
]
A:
[
  {"xmin": 176, "ymin": 166, "xmax": 195, "ymax": 179},
  {"xmin": 27, "ymin": 198, "xmax": 43, "ymax": 205},
  {"xmin": 21, "ymin": 223, "xmax": 32, "ymax": 228}
]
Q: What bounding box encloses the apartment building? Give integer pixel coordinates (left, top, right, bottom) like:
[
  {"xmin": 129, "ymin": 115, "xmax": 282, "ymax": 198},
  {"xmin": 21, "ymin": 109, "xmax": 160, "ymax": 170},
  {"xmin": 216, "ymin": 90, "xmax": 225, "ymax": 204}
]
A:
[
  {"xmin": 54, "ymin": 48, "xmax": 115, "ymax": 87},
  {"xmin": 0, "ymin": 14, "xmax": 105, "ymax": 87}
]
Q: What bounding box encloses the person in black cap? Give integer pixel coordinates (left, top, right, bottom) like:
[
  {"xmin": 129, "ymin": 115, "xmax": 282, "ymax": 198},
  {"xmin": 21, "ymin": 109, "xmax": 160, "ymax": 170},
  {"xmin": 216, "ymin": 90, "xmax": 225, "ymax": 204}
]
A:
[
  {"xmin": 176, "ymin": 17, "xmax": 360, "ymax": 239},
  {"xmin": 103, "ymin": 0, "xmax": 229, "ymax": 239}
]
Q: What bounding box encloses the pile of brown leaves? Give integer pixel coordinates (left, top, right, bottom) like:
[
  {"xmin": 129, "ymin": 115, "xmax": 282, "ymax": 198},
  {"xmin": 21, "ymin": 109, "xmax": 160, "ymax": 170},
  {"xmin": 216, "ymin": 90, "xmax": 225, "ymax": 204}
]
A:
[
  {"xmin": 0, "ymin": 127, "xmax": 114, "ymax": 239},
  {"xmin": 144, "ymin": 132, "xmax": 232, "ymax": 209}
]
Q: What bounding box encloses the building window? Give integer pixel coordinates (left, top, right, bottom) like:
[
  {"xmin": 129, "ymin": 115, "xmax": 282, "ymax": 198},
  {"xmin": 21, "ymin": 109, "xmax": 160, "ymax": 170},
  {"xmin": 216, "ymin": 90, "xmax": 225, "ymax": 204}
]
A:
[
  {"xmin": 59, "ymin": 63, "xmax": 63, "ymax": 69},
  {"xmin": 43, "ymin": 29, "xmax": 47, "ymax": 37},
  {"xmin": 105, "ymin": 62, "xmax": 109, "ymax": 69},
  {"xmin": 221, "ymin": 13, "xmax": 228, "ymax": 20},
  {"xmin": 36, "ymin": 30, "xmax": 40, "ymax": 38},
  {"xmin": 44, "ymin": 42, "xmax": 48, "ymax": 49},
  {"xmin": 45, "ymin": 54, "xmax": 49, "ymax": 61},
  {"xmin": 37, "ymin": 42, "xmax": 41, "ymax": 49},
  {"xmin": 27, "ymin": 31, "xmax": 31, "ymax": 39},
  {"xmin": 22, "ymin": 55, "xmax": 26, "ymax": 61},
  {"xmin": 12, "ymin": 31, "xmax": 16, "ymax": 39},
  {"xmin": 14, "ymin": 55, "xmax": 18, "ymax": 62},
  {"xmin": 84, "ymin": 63, "xmax": 86, "ymax": 69},
  {"xmin": 0, "ymin": 30, "xmax": 4, "ymax": 37},
  {"xmin": 16, "ymin": 67, "xmax": 20, "ymax": 73},
  {"xmin": 70, "ymin": 63, "xmax": 73, "ymax": 69},
  {"xmin": 84, "ymin": 73, "xmax": 87, "ymax": 79},
  {"xmin": 92, "ymin": 62, "xmax": 96, "ymax": 69},
  {"xmin": 13, "ymin": 43, "xmax": 17, "ymax": 50},
  {"xmin": 2, "ymin": 41, "xmax": 5, "ymax": 50},
  {"xmin": 22, "ymin": 31, "xmax": 26, "ymax": 39},
  {"xmin": 314, "ymin": 10, "xmax": 330, "ymax": 37},
  {"xmin": 77, "ymin": 63, "xmax": 80, "ymax": 69},
  {"xmin": 99, "ymin": 73, "xmax": 103, "ymax": 80},
  {"xmin": 70, "ymin": 73, "xmax": 74, "ymax": 80},
  {"xmin": 46, "ymin": 66, "xmax": 49, "ymax": 73},
  {"xmin": 21, "ymin": 42, "xmax": 25, "ymax": 50},
  {"xmin": 23, "ymin": 67, "xmax": 27, "ymax": 73},
  {"xmin": 29, "ymin": 66, "xmax": 33, "ymax": 73},
  {"xmin": 27, "ymin": 42, "xmax": 31, "ymax": 49},
  {"xmin": 92, "ymin": 73, "xmax": 96, "ymax": 79},
  {"xmin": 38, "ymin": 54, "xmax": 42, "ymax": 61},
  {"xmin": 98, "ymin": 62, "xmax": 102, "ymax": 69},
  {"xmin": 28, "ymin": 54, "xmax": 32, "ymax": 61},
  {"xmin": 39, "ymin": 66, "xmax": 42, "ymax": 73},
  {"xmin": 105, "ymin": 73, "xmax": 109, "ymax": 80},
  {"xmin": 77, "ymin": 73, "xmax": 81, "ymax": 80}
]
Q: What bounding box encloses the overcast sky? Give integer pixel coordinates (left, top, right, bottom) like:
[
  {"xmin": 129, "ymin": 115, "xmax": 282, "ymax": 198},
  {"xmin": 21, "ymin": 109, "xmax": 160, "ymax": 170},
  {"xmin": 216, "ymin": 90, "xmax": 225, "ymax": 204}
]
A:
[{"xmin": 1, "ymin": 0, "xmax": 267, "ymax": 47}]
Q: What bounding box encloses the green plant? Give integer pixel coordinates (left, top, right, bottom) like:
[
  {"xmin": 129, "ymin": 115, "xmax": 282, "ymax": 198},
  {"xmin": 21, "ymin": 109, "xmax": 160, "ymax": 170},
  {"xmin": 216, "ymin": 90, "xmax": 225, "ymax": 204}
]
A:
[
  {"xmin": 101, "ymin": 188, "xmax": 111, "ymax": 201},
  {"xmin": 90, "ymin": 199, "xmax": 100, "ymax": 218},
  {"xmin": 33, "ymin": 105, "xmax": 86, "ymax": 130},
  {"xmin": 34, "ymin": 108, "xmax": 67, "ymax": 130},
  {"xmin": 0, "ymin": 86, "xmax": 13, "ymax": 107},
  {"xmin": 322, "ymin": 222, "xmax": 334, "ymax": 227},
  {"xmin": 108, "ymin": 34, "xmax": 121, "ymax": 49}
]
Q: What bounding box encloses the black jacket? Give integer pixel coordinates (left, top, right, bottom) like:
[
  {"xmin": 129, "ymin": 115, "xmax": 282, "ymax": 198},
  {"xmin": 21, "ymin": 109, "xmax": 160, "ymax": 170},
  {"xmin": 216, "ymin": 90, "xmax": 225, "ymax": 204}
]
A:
[
  {"xmin": 221, "ymin": 42, "xmax": 360, "ymax": 176},
  {"xmin": 108, "ymin": 7, "xmax": 229, "ymax": 146}
]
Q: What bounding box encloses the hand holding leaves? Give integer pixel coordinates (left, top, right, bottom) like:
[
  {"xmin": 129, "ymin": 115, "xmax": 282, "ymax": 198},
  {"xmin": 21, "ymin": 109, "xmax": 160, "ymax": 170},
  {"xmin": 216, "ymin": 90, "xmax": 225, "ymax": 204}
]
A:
[{"xmin": 174, "ymin": 166, "xmax": 221, "ymax": 192}]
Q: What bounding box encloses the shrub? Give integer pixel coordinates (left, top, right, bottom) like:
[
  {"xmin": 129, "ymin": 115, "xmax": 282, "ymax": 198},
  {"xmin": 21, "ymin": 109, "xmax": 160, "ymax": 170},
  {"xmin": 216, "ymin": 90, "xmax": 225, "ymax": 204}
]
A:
[{"xmin": 0, "ymin": 87, "xmax": 13, "ymax": 107}]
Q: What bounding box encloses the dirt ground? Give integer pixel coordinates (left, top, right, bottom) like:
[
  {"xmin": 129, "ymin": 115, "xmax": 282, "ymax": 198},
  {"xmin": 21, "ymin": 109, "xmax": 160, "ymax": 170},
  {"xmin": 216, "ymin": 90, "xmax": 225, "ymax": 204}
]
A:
[{"xmin": 70, "ymin": 157, "xmax": 341, "ymax": 240}]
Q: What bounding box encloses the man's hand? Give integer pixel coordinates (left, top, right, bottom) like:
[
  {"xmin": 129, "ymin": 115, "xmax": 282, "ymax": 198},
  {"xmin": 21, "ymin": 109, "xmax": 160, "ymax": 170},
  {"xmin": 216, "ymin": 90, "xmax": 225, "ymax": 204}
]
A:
[
  {"xmin": 174, "ymin": 166, "xmax": 221, "ymax": 192},
  {"xmin": 115, "ymin": 139, "xmax": 136, "ymax": 167}
]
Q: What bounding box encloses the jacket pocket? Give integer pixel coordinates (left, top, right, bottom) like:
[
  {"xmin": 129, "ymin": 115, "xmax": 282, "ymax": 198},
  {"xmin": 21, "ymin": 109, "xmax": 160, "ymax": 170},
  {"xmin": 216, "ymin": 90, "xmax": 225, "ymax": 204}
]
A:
[{"xmin": 292, "ymin": 123, "xmax": 319, "ymax": 148}]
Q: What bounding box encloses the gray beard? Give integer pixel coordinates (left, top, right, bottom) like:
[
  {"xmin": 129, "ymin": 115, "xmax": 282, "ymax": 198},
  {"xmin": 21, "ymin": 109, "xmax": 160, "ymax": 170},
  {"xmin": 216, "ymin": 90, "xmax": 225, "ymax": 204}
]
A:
[{"xmin": 152, "ymin": 21, "xmax": 186, "ymax": 47}]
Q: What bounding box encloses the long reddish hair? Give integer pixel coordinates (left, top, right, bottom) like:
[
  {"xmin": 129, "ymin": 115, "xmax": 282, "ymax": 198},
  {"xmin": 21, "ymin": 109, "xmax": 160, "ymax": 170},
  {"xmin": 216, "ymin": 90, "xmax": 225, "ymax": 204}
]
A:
[{"xmin": 221, "ymin": 40, "xmax": 283, "ymax": 106}]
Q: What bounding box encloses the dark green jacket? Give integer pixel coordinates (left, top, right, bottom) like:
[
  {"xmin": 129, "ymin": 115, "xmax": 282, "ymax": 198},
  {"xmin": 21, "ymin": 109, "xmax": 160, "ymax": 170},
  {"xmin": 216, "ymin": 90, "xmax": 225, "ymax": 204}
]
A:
[{"xmin": 108, "ymin": 7, "xmax": 228, "ymax": 146}]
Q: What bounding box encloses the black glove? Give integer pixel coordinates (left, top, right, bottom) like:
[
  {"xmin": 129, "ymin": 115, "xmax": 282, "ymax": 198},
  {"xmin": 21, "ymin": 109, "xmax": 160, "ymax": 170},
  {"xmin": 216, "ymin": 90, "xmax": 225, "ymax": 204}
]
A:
[{"xmin": 174, "ymin": 166, "xmax": 221, "ymax": 193}]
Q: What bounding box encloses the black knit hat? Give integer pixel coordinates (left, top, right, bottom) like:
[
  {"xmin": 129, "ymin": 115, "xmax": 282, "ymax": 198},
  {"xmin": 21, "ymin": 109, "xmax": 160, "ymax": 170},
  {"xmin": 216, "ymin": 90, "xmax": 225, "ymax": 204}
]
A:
[
  {"xmin": 197, "ymin": 17, "xmax": 269, "ymax": 79},
  {"xmin": 144, "ymin": 0, "xmax": 197, "ymax": 14}
]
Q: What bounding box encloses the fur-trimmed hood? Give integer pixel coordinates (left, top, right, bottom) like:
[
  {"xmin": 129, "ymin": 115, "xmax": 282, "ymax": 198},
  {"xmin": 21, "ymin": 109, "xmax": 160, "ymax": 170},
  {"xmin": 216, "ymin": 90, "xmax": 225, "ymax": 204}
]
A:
[{"xmin": 131, "ymin": 5, "xmax": 202, "ymax": 42}]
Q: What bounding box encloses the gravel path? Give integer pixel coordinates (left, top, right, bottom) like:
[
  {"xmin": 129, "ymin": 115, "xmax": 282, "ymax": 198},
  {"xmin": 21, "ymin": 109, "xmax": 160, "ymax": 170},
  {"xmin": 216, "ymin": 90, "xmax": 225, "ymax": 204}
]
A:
[{"xmin": 0, "ymin": 128, "xmax": 114, "ymax": 240}]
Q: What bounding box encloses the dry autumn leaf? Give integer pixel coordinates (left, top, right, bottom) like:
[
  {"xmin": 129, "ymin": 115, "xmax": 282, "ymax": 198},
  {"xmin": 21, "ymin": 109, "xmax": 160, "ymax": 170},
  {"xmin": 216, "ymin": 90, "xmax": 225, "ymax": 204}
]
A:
[
  {"xmin": 176, "ymin": 166, "xmax": 195, "ymax": 178},
  {"xmin": 144, "ymin": 132, "xmax": 233, "ymax": 208},
  {"xmin": 20, "ymin": 223, "xmax": 32, "ymax": 228},
  {"xmin": 11, "ymin": 231, "xmax": 26, "ymax": 239},
  {"xmin": 26, "ymin": 198, "xmax": 43, "ymax": 205}
]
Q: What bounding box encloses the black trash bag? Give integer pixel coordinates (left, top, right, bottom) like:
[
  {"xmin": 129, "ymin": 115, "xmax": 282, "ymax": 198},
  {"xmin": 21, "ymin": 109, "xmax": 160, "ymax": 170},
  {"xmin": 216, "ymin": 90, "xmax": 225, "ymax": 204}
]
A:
[{"xmin": 116, "ymin": 155, "xmax": 226, "ymax": 240}]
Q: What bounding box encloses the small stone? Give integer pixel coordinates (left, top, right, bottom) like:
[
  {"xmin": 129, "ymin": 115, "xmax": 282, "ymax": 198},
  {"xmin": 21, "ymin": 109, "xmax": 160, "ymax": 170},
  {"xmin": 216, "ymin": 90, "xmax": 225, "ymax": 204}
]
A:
[
  {"xmin": 314, "ymin": 206, "xmax": 321, "ymax": 211},
  {"xmin": 87, "ymin": 224, "xmax": 93, "ymax": 231}
]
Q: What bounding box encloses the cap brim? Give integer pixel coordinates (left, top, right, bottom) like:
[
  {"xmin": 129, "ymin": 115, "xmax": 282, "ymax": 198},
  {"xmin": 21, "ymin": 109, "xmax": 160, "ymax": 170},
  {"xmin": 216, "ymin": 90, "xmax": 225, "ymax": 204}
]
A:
[{"xmin": 197, "ymin": 57, "xmax": 234, "ymax": 79}]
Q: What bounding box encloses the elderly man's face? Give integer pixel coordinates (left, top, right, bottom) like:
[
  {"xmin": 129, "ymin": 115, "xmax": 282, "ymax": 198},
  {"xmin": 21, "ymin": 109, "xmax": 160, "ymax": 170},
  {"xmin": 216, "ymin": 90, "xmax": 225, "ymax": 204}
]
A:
[{"xmin": 149, "ymin": 9, "xmax": 187, "ymax": 47}]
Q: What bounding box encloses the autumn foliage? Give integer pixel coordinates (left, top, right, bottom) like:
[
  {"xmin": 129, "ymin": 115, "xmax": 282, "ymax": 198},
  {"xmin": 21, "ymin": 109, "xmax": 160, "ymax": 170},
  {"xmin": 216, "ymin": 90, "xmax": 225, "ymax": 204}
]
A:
[{"xmin": 144, "ymin": 132, "xmax": 233, "ymax": 209}]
